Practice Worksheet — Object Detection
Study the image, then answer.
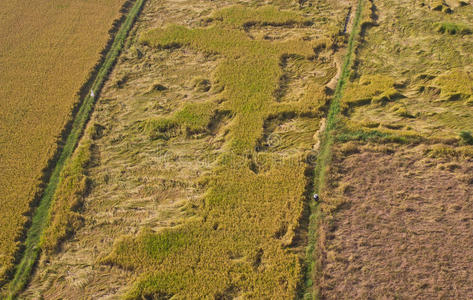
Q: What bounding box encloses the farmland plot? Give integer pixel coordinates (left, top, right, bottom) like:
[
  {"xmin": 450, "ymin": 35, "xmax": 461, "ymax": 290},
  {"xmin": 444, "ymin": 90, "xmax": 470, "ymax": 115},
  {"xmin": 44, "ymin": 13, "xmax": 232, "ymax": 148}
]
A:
[
  {"xmin": 22, "ymin": 0, "xmax": 355, "ymax": 298},
  {"xmin": 315, "ymin": 0, "xmax": 473, "ymax": 298}
]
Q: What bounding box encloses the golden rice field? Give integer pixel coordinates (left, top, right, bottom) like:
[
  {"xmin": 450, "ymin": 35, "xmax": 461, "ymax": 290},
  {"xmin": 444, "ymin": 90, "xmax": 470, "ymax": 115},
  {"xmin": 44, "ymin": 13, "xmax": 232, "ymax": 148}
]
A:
[{"xmin": 0, "ymin": 0, "xmax": 125, "ymax": 283}]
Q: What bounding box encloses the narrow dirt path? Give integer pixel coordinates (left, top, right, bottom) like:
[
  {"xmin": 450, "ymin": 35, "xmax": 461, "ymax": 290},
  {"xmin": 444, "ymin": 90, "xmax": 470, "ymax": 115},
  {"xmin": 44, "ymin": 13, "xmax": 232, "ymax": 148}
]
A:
[{"xmin": 303, "ymin": 0, "xmax": 364, "ymax": 297}]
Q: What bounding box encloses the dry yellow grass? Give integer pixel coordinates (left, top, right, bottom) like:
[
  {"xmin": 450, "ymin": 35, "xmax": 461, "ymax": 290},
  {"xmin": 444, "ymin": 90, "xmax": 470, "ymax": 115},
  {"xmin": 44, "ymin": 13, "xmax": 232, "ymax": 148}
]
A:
[{"xmin": 0, "ymin": 0, "xmax": 125, "ymax": 282}]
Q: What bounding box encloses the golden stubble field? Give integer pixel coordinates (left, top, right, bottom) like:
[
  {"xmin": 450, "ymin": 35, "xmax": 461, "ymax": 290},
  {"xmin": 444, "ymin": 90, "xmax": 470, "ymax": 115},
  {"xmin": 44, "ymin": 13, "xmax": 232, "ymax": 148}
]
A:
[{"xmin": 0, "ymin": 0, "xmax": 125, "ymax": 282}]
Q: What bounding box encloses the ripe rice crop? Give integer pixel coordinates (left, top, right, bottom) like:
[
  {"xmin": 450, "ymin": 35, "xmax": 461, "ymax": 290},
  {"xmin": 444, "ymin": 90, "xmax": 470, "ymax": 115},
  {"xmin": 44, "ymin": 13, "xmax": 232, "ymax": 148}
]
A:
[{"xmin": 0, "ymin": 0, "xmax": 125, "ymax": 284}]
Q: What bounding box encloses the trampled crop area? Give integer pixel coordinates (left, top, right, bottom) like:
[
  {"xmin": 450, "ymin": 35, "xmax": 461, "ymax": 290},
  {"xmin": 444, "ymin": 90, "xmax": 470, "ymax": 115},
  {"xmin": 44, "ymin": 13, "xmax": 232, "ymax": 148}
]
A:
[
  {"xmin": 20, "ymin": 0, "xmax": 354, "ymax": 298},
  {"xmin": 0, "ymin": 0, "xmax": 125, "ymax": 285}
]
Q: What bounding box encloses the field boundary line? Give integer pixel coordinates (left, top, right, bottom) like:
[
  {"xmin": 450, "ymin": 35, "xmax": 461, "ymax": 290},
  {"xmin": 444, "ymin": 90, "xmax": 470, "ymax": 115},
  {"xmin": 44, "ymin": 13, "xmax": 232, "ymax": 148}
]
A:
[
  {"xmin": 302, "ymin": 0, "xmax": 364, "ymax": 298},
  {"xmin": 4, "ymin": 0, "xmax": 146, "ymax": 298}
]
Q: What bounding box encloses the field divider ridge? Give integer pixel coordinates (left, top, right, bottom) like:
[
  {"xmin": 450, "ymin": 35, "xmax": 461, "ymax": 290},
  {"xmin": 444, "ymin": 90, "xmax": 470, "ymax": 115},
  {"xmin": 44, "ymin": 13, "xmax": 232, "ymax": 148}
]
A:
[{"xmin": 302, "ymin": 0, "xmax": 364, "ymax": 298}]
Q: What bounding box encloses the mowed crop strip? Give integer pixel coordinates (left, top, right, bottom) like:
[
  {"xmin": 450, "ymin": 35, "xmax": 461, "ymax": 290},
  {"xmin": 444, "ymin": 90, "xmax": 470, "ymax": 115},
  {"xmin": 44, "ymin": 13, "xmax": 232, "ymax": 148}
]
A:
[
  {"xmin": 0, "ymin": 0, "xmax": 125, "ymax": 283},
  {"xmin": 314, "ymin": 0, "xmax": 473, "ymax": 298},
  {"xmin": 20, "ymin": 0, "xmax": 354, "ymax": 298}
]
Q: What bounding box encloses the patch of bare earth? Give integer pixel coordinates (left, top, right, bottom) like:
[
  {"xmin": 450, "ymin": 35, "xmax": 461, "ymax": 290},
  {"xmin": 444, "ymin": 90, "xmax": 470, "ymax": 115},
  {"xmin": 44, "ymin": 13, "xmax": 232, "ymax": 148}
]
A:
[{"xmin": 319, "ymin": 145, "xmax": 473, "ymax": 299}]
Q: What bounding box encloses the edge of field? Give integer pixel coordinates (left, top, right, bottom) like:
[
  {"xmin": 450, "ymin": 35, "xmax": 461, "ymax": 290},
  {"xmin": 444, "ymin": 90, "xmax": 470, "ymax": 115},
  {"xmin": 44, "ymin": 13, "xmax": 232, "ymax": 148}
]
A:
[
  {"xmin": 3, "ymin": 0, "xmax": 146, "ymax": 298},
  {"xmin": 302, "ymin": 0, "xmax": 364, "ymax": 298}
]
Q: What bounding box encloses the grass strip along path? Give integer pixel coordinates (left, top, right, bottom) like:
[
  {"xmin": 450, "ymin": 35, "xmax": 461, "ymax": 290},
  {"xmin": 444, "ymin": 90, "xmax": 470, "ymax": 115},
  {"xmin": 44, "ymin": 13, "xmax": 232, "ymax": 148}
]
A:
[
  {"xmin": 4, "ymin": 0, "xmax": 146, "ymax": 298},
  {"xmin": 303, "ymin": 0, "xmax": 364, "ymax": 298}
]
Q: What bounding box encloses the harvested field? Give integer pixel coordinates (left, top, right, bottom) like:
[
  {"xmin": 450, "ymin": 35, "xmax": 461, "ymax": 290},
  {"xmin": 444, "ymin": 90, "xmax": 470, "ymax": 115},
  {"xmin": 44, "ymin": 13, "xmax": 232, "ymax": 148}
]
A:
[
  {"xmin": 0, "ymin": 0, "xmax": 125, "ymax": 283},
  {"xmin": 318, "ymin": 144, "xmax": 473, "ymax": 299},
  {"xmin": 21, "ymin": 0, "xmax": 354, "ymax": 298}
]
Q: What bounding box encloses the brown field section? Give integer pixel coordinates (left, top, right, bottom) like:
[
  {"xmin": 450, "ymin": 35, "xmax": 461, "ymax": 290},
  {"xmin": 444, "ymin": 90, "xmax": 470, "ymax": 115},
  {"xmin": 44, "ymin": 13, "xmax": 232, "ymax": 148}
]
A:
[
  {"xmin": 319, "ymin": 145, "xmax": 473, "ymax": 299},
  {"xmin": 0, "ymin": 0, "xmax": 125, "ymax": 282}
]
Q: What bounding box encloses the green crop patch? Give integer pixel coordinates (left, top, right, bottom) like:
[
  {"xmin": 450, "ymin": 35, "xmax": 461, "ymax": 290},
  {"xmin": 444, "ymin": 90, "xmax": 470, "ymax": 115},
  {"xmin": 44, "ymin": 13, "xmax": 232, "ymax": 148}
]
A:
[
  {"xmin": 342, "ymin": 74, "xmax": 403, "ymax": 108},
  {"xmin": 139, "ymin": 19, "xmax": 317, "ymax": 152},
  {"xmin": 433, "ymin": 69, "xmax": 473, "ymax": 101},
  {"xmin": 140, "ymin": 101, "xmax": 220, "ymax": 138},
  {"xmin": 435, "ymin": 22, "xmax": 472, "ymax": 35},
  {"xmin": 40, "ymin": 128, "xmax": 93, "ymax": 254}
]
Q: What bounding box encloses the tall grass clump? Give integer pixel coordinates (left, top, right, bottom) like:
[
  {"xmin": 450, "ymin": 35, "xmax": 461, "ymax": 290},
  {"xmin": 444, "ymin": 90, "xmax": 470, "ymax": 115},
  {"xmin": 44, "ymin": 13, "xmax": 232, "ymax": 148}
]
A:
[
  {"xmin": 140, "ymin": 101, "xmax": 221, "ymax": 139},
  {"xmin": 459, "ymin": 131, "xmax": 473, "ymax": 145},
  {"xmin": 435, "ymin": 22, "xmax": 472, "ymax": 35},
  {"xmin": 341, "ymin": 74, "xmax": 402, "ymax": 108},
  {"xmin": 433, "ymin": 69, "xmax": 473, "ymax": 101}
]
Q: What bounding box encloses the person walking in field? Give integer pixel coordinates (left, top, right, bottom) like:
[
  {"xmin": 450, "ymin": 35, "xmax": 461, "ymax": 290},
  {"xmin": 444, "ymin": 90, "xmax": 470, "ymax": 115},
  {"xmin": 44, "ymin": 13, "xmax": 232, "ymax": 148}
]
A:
[{"xmin": 90, "ymin": 90, "xmax": 95, "ymax": 98}]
